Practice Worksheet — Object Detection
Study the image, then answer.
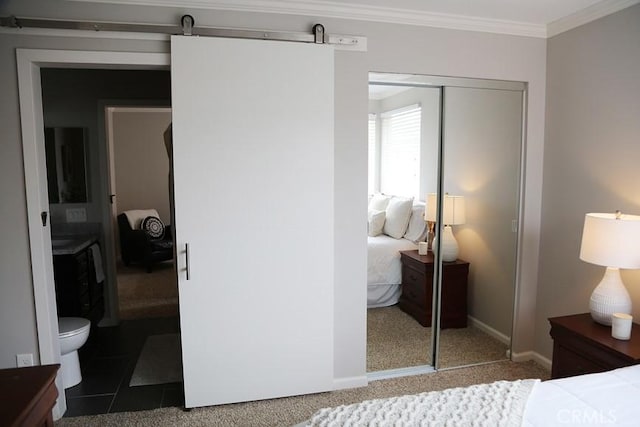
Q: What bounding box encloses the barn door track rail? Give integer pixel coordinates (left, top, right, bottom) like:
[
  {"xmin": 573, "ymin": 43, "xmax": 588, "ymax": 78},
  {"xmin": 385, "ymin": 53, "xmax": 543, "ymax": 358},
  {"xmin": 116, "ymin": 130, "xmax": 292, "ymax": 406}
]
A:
[{"xmin": 0, "ymin": 14, "xmax": 366, "ymax": 50}]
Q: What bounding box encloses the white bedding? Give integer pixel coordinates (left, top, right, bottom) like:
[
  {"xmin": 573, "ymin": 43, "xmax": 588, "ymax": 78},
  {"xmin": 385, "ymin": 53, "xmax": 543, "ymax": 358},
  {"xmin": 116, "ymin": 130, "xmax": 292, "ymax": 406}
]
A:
[
  {"xmin": 299, "ymin": 365, "xmax": 640, "ymax": 427},
  {"xmin": 367, "ymin": 235, "xmax": 417, "ymax": 308},
  {"xmin": 522, "ymin": 365, "xmax": 640, "ymax": 426},
  {"xmin": 304, "ymin": 379, "xmax": 537, "ymax": 426}
]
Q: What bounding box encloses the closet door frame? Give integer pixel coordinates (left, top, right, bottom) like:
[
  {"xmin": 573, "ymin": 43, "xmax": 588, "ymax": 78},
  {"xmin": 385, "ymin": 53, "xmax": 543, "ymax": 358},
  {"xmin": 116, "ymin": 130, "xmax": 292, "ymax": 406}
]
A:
[{"xmin": 367, "ymin": 73, "xmax": 527, "ymax": 373}]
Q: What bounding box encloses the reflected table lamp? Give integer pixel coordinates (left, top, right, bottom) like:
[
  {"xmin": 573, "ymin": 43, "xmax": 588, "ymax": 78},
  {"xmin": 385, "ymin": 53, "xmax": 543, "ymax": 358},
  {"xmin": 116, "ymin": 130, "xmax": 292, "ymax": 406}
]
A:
[
  {"xmin": 426, "ymin": 193, "xmax": 465, "ymax": 262},
  {"xmin": 579, "ymin": 211, "xmax": 640, "ymax": 325}
]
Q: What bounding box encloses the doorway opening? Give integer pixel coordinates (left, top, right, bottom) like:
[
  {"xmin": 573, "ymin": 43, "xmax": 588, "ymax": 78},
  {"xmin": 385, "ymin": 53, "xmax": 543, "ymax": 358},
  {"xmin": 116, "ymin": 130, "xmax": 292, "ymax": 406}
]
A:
[
  {"xmin": 105, "ymin": 106, "xmax": 176, "ymax": 320},
  {"xmin": 39, "ymin": 66, "xmax": 183, "ymax": 416}
]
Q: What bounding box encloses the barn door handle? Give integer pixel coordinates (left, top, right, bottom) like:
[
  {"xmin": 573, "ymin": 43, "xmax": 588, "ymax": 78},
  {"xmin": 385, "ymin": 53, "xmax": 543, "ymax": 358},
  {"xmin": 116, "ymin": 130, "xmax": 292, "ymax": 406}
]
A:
[{"xmin": 185, "ymin": 243, "xmax": 191, "ymax": 280}]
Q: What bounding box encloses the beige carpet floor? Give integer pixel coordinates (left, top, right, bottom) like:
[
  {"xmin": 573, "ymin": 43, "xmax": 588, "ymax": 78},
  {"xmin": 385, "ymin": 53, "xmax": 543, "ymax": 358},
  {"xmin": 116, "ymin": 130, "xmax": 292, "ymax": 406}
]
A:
[
  {"xmin": 117, "ymin": 260, "xmax": 179, "ymax": 319},
  {"xmin": 367, "ymin": 306, "xmax": 508, "ymax": 371},
  {"xmin": 56, "ymin": 360, "xmax": 549, "ymax": 427}
]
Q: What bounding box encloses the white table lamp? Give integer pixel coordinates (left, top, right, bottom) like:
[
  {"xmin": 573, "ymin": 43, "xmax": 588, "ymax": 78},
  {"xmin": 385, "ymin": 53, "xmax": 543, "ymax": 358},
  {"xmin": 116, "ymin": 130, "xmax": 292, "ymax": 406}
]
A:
[
  {"xmin": 426, "ymin": 193, "xmax": 465, "ymax": 262},
  {"xmin": 579, "ymin": 211, "xmax": 640, "ymax": 325}
]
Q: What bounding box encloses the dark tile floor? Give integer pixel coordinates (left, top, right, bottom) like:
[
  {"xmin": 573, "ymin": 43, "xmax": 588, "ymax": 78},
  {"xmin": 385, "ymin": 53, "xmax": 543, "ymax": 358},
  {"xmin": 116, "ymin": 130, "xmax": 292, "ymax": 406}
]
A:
[{"xmin": 63, "ymin": 316, "xmax": 183, "ymax": 417}]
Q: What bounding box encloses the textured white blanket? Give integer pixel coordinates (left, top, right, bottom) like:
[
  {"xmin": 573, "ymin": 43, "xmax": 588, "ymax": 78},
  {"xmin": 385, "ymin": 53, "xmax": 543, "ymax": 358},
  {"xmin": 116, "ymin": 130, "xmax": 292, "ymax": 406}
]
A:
[{"xmin": 306, "ymin": 379, "xmax": 539, "ymax": 427}]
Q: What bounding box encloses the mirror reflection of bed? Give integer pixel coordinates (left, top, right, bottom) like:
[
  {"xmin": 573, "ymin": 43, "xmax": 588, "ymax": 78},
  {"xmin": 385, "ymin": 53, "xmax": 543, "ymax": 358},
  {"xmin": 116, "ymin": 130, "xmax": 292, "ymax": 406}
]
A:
[{"xmin": 366, "ymin": 73, "xmax": 524, "ymax": 374}]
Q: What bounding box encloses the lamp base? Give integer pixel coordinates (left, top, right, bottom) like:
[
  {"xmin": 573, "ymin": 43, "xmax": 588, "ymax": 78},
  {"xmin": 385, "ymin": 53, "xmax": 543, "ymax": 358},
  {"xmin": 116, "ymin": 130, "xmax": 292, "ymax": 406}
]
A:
[
  {"xmin": 432, "ymin": 225, "xmax": 458, "ymax": 262},
  {"xmin": 589, "ymin": 267, "xmax": 632, "ymax": 326}
]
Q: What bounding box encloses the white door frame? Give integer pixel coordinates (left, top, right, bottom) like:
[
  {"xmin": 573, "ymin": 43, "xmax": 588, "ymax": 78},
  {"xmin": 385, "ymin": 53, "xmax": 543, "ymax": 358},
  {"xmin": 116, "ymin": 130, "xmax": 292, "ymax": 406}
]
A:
[
  {"xmin": 17, "ymin": 48, "xmax": 170, "ymax": 419},
  {"xmin": 105, "ymin": 106, "xmax": 172, "ymax": 225}
]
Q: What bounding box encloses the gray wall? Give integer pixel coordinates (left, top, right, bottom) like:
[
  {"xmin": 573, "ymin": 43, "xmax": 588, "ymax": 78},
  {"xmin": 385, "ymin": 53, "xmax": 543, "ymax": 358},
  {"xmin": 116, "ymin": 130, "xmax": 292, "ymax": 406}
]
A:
[
  {"xmin": 537, "ymin": 4, "xmax": 640, "ymax": 359},
  {"xmin": 0, "ymin": 0, "xmax": 546, "ymax": 381},
  {"xmin": 112, "ymin": 109, "xmax": 172, "ymax": 224}
]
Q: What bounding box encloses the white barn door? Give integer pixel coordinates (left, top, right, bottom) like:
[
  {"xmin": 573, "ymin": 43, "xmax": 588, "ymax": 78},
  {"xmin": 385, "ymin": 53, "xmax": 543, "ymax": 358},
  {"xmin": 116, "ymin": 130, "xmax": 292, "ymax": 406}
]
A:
[{"xmin": 170, "ymin": 36, "xmax": 334, "ymax": 408}]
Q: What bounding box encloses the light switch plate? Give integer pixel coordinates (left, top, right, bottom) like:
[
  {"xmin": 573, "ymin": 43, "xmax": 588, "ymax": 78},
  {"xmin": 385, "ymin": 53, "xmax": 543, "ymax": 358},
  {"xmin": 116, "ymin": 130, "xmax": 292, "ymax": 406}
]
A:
[
  {"xmin": 66, "ymin": 207, "xmax": 87, "ymax": 223},
  {"xmin": 16, "ymin": 353, "xmax": 34, "ymax": 367}
]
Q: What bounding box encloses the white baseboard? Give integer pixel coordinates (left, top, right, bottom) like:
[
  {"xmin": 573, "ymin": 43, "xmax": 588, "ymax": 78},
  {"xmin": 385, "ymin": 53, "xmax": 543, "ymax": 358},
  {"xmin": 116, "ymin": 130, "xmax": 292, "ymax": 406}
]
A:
[
  {"xmin": 333, "ymin": 375, "xmax": 368, "ymax": 390},
  {"xmin": 467, "ymin": 315, "xmax": 511, "ymax": 345},
  {"xmin": 367, "ymin": 365, "xmax": 435, "ymax": 382},
  {"xmin": 466, "ymin": 316, "xmax": 552, "ymax": 372},
  {"xmin": 511, "ymin": 350, "xmax": 552, "ymax": 371}
]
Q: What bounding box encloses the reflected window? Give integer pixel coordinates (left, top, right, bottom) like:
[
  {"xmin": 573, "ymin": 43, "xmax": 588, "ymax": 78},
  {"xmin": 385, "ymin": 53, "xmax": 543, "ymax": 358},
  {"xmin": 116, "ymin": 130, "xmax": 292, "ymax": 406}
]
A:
[
  {"xmin": 379, "ymin": 104, "xmax": 421, "ymax": 198},
  {"xmin": 367, "ymin": 113, "xmax": 377, "ymax": 195}
]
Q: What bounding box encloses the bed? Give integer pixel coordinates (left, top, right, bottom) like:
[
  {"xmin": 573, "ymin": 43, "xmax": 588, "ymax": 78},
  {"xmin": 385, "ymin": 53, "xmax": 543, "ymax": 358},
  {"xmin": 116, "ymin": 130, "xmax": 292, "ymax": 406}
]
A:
[
  {"xmin": 301, "ymin": 364, "xmax": 640, "ymax": 426},
  {"xmin": 367, "ymin": 197, "xmax": 427, "ymax": 308},
  {"xmin": 367, "ymin": 235, "xmax": 418, "ymax": 307}
]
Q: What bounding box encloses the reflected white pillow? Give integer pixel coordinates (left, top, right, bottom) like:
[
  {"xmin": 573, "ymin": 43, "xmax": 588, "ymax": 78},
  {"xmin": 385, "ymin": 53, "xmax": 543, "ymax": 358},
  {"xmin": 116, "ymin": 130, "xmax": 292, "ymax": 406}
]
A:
[
  {"xmin": 368, "ymin": 210, "xmax": 386, "ymax": 237},
  {"xmin": 368, "ymin": 193, "xmax": 392, "ymax": 211},
  {"xmin": 384, "ymin": 197, "xmax": 414, "ymax": 239},
  {"xmin": 404, "ymin": 202, "xmax": 428, "ymax": 243}
]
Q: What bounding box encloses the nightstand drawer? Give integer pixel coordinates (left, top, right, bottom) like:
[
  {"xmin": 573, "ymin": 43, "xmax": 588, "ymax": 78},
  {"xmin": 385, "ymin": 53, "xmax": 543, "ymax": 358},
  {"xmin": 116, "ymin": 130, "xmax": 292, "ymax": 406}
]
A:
[
  {"xmin": 402, "ymin": 264, "xmax": 425, "ymax": 286},
  {"xmin": 399, "ymin": 250, "xmax": 469, "ymax": 328},
  {"xmin": 402, "ymin": 254, "xmax": 431, "ymax": 273},
  {"xmin": 401, "ymin": 265, "xmax": 427, "ymax": 303},
  {"xmin": 552, "ymin": 345, "xmax": 608, "ymax": 378}
]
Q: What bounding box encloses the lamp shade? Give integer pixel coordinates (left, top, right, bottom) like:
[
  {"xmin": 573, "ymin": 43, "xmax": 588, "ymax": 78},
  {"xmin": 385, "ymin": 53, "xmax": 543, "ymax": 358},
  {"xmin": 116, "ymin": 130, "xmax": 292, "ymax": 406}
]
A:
[
  {"xmin": 579, "ymin": 212, "xmax": 640, "ymax": 269},
  {"xmin": 425, "ymin": 193, "xmax": 466, "ymax": 225}
]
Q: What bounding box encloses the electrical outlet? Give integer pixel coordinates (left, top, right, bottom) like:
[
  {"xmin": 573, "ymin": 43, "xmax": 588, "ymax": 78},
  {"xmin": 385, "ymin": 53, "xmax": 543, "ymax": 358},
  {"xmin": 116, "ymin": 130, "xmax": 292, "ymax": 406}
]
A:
[
  {"xmin": 16, "ymin": 353, "xmax": 34, "ymax": 367},
  {"xmin": 66, "ymin": 207, "xmax": 87, "ymax": 223}
]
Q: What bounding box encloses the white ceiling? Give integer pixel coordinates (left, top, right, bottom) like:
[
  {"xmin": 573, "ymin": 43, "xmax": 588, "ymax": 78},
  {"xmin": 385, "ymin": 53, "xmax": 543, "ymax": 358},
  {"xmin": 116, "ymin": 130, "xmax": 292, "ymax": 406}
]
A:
[{"xmin": 72, "ymin": 0, "xmax": 639, "ymax": 37}]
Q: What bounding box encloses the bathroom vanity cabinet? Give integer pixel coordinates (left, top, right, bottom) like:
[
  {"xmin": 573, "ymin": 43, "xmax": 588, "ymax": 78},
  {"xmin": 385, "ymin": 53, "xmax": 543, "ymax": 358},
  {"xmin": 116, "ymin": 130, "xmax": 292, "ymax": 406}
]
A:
[{"xmin": 52, "ymin": 238, "xmax": 104, "ymax": 326}]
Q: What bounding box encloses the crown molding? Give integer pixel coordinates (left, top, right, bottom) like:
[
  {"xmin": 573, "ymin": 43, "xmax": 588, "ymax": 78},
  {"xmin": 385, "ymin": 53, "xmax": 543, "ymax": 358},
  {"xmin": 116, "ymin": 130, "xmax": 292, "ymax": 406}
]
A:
[
  {"xmin": 65, "ymin": 0, "xmax": 548, "ymax": 38},
  {"xmin": 547, "ymin": 0, "xmax": 640, "ymax": 38},
  {"xmin": 58, "ymin": 0, "xmax": 640, "ymax": 38}
]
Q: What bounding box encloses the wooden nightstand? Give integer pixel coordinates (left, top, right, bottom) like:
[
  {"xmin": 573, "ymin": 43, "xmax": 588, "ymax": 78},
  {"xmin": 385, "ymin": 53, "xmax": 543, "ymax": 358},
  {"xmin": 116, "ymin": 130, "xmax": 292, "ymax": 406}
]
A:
[
  {"xmin": 398, "ymin": 250, "xmax": 469, "ymax": 328},
  {"xmin": 0, "ymin": 364, "xmax": 59, "ymax": 427},
  {"xmin": 549, "ymin": 313, "xmax": 640, "ymax": 379}
]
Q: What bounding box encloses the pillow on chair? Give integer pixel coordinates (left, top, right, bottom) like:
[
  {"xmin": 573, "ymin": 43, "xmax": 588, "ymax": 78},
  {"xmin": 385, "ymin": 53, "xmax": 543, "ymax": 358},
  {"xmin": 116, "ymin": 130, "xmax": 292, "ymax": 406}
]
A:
[
  {"xmin": 142, "ymin": 216, "xmax": 165, "ymax": 239},
  {"xmin": 124, "ymin": 209, "xmax": 160, "ymax": 229}
]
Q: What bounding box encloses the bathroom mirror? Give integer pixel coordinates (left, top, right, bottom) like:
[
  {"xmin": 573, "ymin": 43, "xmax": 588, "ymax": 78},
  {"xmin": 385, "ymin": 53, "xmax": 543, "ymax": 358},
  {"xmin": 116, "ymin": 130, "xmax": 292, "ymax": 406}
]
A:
[{"xmin": 45, "ymin": 127, "xmax": 89, "ymax": 203}]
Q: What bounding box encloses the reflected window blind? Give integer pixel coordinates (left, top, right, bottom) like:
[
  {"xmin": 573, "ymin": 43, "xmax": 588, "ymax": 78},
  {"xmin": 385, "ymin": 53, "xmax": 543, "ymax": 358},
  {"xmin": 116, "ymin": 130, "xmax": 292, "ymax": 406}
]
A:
[
  {"xmin": 380, "ymin": 104, "xmax": 421, "ymax": 198},
  {"xmin": 368, "ymin": 113, "xmax": 377, "ymax": 195}
]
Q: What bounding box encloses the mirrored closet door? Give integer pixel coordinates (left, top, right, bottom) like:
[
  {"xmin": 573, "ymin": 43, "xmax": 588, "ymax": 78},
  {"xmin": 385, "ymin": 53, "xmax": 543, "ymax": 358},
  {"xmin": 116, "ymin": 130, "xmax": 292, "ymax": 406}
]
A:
[
  {"xmin": 436, "ymin": 83, "xmax": 523, "ymax": 369},
  {"xmin": 366, "ymin": 81, "xmax": 440, "ymax": 372},
  {"xmin": 366, "ymin": 73, "xmax": 525, "ymax": 374}
]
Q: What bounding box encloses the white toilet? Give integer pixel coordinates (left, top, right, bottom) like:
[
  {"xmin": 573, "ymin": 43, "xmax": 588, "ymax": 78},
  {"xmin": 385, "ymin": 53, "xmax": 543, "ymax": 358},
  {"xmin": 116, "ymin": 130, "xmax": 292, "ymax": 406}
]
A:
[{"xmin": 58, "ymin": 317, "xmax": 91, "ymax": 389}]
